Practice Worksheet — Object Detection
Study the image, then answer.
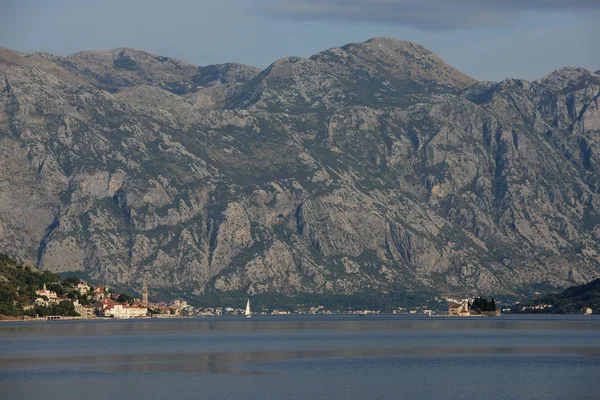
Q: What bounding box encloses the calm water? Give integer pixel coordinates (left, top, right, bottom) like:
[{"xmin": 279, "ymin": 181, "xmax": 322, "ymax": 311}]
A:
[{"xmin": 1, "ymin": 315, "xmax": 599, "ymax": 400}]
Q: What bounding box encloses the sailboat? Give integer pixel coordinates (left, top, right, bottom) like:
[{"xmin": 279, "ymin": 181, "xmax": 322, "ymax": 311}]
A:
[{"xmin": 245, "ymin": 299, "xmax": 251, "ymax": 318}]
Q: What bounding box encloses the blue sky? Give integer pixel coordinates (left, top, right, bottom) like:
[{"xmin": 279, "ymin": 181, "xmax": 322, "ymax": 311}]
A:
[{"xmin": 0, "ymin": 0, "xmax": 598, "ymax": 82}]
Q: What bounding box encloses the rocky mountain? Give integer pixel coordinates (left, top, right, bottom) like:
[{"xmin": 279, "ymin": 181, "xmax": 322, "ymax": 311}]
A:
[{"xmin": 1, "ymin": 38, "xmax": 600, "ymax": 299}]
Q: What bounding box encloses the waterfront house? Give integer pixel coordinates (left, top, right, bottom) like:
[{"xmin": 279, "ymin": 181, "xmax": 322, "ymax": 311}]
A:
[
  {"xmin": 103, "ymin": 304, "xmax": 147, "ymax": 319},
  {"xmin": 95, "ymin": 299, "xmax": 147, "ymax": 318},
  {"xmin": 77, "ymin": 305, "xmax": 95, "ymax": 318}
]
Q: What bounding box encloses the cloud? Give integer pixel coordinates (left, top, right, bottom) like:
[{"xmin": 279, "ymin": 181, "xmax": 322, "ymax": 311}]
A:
[{"xmin": 260, "ymin": 0, "xmax": 600, "ymax": 30}]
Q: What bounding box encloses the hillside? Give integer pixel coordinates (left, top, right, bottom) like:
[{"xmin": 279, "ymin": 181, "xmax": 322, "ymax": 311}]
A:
[
  {"xmin": 1, "ymin": 38, "xmax": 600, "ymax": 300},
  {"xmin": 0, "ymin": 254, "xmax": 60, "ymax": 316},
  {"xmin": 513, "ymin": 279, "xmax": 600, "ymax": 314}
]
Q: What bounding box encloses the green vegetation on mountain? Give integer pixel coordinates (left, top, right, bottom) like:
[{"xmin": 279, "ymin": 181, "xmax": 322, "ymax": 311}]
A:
[
  {"xmin": 28, "ymin": 300, "xmax": 79, "ymax": 318},
  {"xmin": 0, "ymin": 254, "xmax": 90, "ymax": 317},
  {"xmin": 512, "ymin": 279, "xmax": 600, "ymax": 314},
  {"xmin": 0, "ymin": 254, "xmax": 60, "ymax": 316}
]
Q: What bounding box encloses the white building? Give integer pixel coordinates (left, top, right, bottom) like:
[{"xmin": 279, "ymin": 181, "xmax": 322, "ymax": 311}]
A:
[
  {"xmin": 35, "ymin": 284, "xmax": 57, "ymax": 300},
  {"xmin": 97, "ymin": 300, "xmax": 147, "ymax": 319},
  {"xmin": 77, "ymin": 282, "xmax": 90, "ymax": 295}
]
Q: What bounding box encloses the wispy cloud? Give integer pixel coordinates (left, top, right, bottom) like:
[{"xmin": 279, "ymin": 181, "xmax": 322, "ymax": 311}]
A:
[{"xmin": 260, "ymin": 0, "xmax": 600, "ymax": 30}]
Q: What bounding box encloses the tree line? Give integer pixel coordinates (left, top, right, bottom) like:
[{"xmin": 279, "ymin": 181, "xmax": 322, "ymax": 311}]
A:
[{"xmin": 471, "ymin": 297, "xmax": 496, "ymax": 312}]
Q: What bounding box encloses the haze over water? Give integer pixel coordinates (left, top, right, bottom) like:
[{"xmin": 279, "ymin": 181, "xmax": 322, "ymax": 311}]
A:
[{"xmin": 1, "ymin": 315, "xmax": 599, "ymax": 400}]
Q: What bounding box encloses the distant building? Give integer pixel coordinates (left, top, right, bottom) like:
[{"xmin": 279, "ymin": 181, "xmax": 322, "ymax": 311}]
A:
[
  {"xmin": 104, "ymin": 304, "xmax": 147, "ymax": 319},
  {"xmin": 95, "ymin": 298, "xmax": 118, "ymax": 312},
  {"xmin": 75, "ymin": 304, "xmax": 95, "ymax": 318},
  {"xmin": 95, "ymin": 299, "xmax": 147, "ymax": 319},
  {"xmin": 36, "ymin": 284, "xmax": 57, "ymax": 300},
  {"xmin": 153, "ymin": 305, "xmax": 171, "ymax": 315},
  {"xmin": 93, "ymin": 286, "xmax": 107, "ymax": 300},
  {"xmin": 142, "ymin": 279, "xmax": 149, "ymax": 307},
  {"xmin": 172, "ymin": 299, "xmax": 187, "ymax": 308},
  {"xmin": 35, "ymin": 297, "xmax": 49, "ymax": 307},
  {"xmin": 448, "ymin": 299, "xmax": 471, "ymax": 316},
  {"xmin": 77, "ymin": 282, "xmax": 90, "ymax": 295},
  {"xmin": 449, "ymin": 304, "xmax": 461, "ymax": 316},
  {"xmin": 444, "ymin": 297, "xmax": 461, "ymax": 304}
]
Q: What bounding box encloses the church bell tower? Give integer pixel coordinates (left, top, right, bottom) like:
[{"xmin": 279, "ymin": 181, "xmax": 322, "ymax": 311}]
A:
[{"xmin": 142, "ymin": 278, "xmax": 149, "ymax": 307}]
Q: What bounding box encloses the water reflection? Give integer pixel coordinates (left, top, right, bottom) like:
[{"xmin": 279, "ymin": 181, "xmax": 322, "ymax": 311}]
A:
[
  {"xmin": 2, "ymin": 317, "xmax": 600, "ymax": 400},
  {"xmin": 2, "ymin": 316, "xmax": 599, "ymax": 376},
  {"xmin": 2, "ymin": 346, "xmax": 599, "ymax": 375},
  {"xmin": 2, "ymin": 315, "xmax": 599, "ymax": 338}
]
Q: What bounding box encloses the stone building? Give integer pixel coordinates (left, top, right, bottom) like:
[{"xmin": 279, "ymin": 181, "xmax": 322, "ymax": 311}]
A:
[
  {"xmin": 448, "ymin": 299, "xmax": 471, "ymax": 316},
  {"xmin": 142, "ymin": 279, "xmax": 149, "ymax": 307}
]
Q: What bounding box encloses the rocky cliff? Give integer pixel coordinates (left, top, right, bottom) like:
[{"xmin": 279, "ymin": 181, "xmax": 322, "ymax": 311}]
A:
[{"xmin": 1, "ymin": 38, "xmax": 599, "ymax": 297}]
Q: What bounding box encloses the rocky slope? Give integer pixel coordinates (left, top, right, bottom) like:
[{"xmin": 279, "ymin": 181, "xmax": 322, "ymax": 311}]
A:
[{"xmin": 1, "ymin": 38, "xmax": 599, "ymax": 297}]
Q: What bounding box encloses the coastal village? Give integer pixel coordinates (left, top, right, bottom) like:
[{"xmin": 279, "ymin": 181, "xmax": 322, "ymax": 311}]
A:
[
  {"xmin": 4, "ymin": 274, "xmax": 596, "ymax": 320},
  {"xmin": 23, "ymin": 277, "xmax": 292, "ymax": 319},
  {"xmin": 2, "ymin": 255, "xmax": 595, "ymax": 319},
  {"xmin": 30, "ymin": 280, "xmax": 189, "ymax": 319},
  {"xmin": 27, "ymin": 278, "xmax": 503, "ymax": 319}
]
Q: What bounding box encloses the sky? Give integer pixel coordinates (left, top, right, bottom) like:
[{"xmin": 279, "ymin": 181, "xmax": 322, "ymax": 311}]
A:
[{"xmin": 0, "ymin": 0, "xmax": 598, "ymax": 82}]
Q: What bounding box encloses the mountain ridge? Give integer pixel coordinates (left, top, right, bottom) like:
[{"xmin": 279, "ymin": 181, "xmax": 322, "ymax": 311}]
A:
[{"xmin": 1, "ymin": 38, "xmax": 600, "ymax": 299}]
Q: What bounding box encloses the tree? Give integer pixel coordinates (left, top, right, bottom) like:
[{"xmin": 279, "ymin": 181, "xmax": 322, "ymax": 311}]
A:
[
  {"xmin": 117, "ymin": 293, "xmax": 134, "ymax": 304},
  {"xmin": 0, "ymin": 302, "xmax": 20, "ymax": 316},
  {"xmin": 47, "ymin": 283, "xmax": 65, "ymax": 297},
  {"xmin": 471, "ymin": 296, "xmax": 496, "ymax": 312},
  {"xmin": 55, "ymin": 300, "xmax": 76, "ymax": 316},
  {"xmin": 62, "ymin": 277, "xmax": 80, "ymax": 287}
]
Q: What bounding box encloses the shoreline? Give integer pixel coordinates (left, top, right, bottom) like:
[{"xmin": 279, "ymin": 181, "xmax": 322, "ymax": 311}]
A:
[{"xmin": 1, "ymin": 312, "xmax": 597, "ymax": 322}]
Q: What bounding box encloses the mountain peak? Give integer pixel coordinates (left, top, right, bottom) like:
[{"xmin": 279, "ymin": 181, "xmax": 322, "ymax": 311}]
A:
[
  {"xmin": 365, "ymin": 37, "xmax": 418, "ymax": 46},
  {"xmin": 269, "ymin": 56, "xmax": 308, "ymax": 68},
  {"xmin": 338, "ymin": 37, "xmax": 436, "ymax": 60},
  {"xmin": 363, "ymin": 37, "xmax": 427, "ymax": 51},
  {"xmin": 540, "ymin": 67, "xmax": 596, "ymax": 81},
  {"xmin": 311, "ymin": 37, "xmax": 477, "ymax": 90},
  {"xmin": 538, "ymin": 67, "xmax": 600, "ymax": 93},
  {"xmin": 69, "ymin": 47, "xmax": 197, "ymax": 69}
]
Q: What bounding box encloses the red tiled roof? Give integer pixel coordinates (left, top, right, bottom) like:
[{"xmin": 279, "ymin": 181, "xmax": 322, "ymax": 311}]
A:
[{"xmin": 99, "ymin": 299, "xmax": 123, "ymax": 307}]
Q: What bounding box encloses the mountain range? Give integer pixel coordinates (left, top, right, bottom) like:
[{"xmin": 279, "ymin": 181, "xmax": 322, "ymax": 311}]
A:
[{"xmin": 1, "ymin": 38, "xmax": 600, "ymax": 298}]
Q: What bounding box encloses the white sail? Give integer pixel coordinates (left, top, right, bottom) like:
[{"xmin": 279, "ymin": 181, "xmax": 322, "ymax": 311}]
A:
[{"xmin": 245, "ymin": 299, "xmax": 251, "ymax": 318}]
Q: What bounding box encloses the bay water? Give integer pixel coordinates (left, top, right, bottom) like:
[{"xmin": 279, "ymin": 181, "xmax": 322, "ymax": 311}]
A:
[{"xmin": 1, "ymin": 314, "xmax": 599, "ymax": 400}]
